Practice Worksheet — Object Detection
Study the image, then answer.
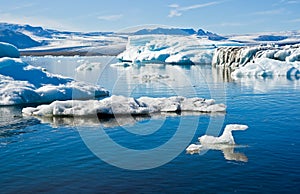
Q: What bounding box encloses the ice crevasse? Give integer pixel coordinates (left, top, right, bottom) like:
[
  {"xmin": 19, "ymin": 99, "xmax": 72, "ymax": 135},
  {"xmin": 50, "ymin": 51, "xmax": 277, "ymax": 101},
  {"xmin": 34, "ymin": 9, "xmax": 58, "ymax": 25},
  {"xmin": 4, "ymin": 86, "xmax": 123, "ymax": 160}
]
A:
[{"xmin": 0, "ymin": 42, "xmax": 109, "ymax": 105}]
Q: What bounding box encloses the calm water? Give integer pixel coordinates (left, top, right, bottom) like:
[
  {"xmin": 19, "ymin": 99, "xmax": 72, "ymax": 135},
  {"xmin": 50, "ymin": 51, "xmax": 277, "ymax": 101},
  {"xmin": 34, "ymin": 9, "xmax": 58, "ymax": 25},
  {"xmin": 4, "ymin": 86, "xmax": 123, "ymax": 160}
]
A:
[{"xmin": 0, "ymin": 56, "xmax": 299, "ymax": 193}]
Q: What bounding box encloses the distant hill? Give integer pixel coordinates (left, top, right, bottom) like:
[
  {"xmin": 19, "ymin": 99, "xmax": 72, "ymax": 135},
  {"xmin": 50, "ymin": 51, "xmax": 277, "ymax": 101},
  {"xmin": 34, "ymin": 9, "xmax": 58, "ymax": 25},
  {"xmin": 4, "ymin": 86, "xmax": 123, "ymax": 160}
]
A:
[
  {"xmin": 253, "ymin": 35, "xmax": 288, "ymax": 42},
  {"xmin": 133, "ymin": 27, "xmax": 227, "ymax": 40},
  {"xmin": 0, "ymin": 29, "xmax": 42, "ymax": 49},
  {"xmin": 134, "ymin": 28, "xmax": 196, "ymax": 35},
  {"xmin": 0, "ymin": 23, "xmax": 53, "ymax": 38}
]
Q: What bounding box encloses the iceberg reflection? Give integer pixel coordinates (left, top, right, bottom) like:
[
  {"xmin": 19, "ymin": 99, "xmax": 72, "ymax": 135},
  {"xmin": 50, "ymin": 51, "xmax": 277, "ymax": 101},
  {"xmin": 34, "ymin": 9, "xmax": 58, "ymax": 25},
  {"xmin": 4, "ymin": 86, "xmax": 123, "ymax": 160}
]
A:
[{"xmin": 186, "ymin": 144, "xmax": 248, "ymax": 162}]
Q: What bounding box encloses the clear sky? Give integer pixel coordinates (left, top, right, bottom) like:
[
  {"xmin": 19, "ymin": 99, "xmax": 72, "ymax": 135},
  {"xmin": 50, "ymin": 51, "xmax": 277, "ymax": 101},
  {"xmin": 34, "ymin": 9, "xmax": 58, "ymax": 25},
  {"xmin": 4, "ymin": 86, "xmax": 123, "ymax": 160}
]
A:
[{"xmin": 0, "ymin": 0, "xmax": 300, "ymax": 35}]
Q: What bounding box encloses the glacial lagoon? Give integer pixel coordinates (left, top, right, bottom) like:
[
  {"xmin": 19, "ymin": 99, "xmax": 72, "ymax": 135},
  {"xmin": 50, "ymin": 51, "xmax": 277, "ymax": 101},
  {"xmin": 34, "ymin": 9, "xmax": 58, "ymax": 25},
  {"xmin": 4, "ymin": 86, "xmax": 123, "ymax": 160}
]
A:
[{"xmin": 0, "ymin": 56, "xmax": 299, "ymax": 193}]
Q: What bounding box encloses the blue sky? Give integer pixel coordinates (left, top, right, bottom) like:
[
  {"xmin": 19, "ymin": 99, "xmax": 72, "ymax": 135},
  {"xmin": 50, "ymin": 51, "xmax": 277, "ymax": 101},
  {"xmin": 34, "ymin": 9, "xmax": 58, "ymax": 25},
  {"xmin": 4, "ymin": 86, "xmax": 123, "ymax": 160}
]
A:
[{"xmin": 0, "ymin": 0, "xmax": 300, "ymax": 34}]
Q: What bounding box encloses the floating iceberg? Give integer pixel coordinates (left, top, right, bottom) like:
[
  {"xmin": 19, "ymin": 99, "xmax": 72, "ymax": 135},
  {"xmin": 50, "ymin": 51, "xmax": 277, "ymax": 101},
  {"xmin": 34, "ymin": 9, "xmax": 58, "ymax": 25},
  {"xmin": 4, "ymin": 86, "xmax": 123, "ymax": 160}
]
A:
[
  {"xmin": 22, "ymin": 95, "xmax": 226, "ymax": 117},
  {"xmin": 118, "ymin": 35, "xmax": 240, "ymax": 64},
  {"xmin": 186, "ymin": 124, "xmax": 248, "ymax": 162},
  {"xmin": 0, "ymin": 43, "xmax": 109, "ymax": 105},
  {"xmin": 0, "ymin": 42, "xmax": 20, "ymax": 58},
  {"xmin": 199, "ymin": 124, "xmax": 248, "ymax": 145},
  {"xmin": 212, "ymin": 44, "xmax": 300, "ymax": 77},
  {"xmin": 231, "ymin": 58, "xmax": 300, "ymax": 78}
]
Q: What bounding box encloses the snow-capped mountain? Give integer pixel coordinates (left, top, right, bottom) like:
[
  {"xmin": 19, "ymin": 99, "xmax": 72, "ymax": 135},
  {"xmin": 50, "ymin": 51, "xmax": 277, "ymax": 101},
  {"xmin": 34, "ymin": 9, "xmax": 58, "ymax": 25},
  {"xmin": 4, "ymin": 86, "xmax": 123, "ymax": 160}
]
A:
[
  {"xmin": 133, "ymin": 27, "xmax": 226, "ymax": 40},
  {"xmin": 0, "ymin": 22, "xmax": 299, "ymax": 56},
  {"xmin": 0, "ymin": 23, "xmax": 127, "ymax": 55}
]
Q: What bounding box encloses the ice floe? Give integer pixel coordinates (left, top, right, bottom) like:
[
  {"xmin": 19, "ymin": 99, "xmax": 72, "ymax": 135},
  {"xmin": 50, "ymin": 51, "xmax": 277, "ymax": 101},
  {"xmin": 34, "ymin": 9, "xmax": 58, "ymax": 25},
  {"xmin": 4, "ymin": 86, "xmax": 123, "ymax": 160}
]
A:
[
  {"xmin": 186, "ymin": 124, "xmax": 248, "ymax": 162},
  {"xmin": 22, "ymin": 95, "xmax": 226, "ymax": 117},
  {"xmin": 199, "ymin": 124, "xmax": 248, "ymax": 145}
]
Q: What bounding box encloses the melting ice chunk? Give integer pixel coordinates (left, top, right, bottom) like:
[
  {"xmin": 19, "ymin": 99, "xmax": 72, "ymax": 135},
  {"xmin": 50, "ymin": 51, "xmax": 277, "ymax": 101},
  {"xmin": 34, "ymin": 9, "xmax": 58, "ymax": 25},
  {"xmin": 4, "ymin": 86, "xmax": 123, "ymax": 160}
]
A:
[
  {"xmin": 186, "ymin": 124, "xmax": 249, "ymax": 162},
  {"xmin": 199, "ymin": 124, "xmax": 248, "ymax": 145}
]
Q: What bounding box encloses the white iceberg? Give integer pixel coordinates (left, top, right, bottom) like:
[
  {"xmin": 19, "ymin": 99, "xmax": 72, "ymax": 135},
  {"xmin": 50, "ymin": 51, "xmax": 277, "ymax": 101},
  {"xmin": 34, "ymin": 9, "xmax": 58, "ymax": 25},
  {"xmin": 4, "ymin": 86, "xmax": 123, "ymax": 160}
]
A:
[
  {"xmin": 213, "ymin": 45, "xmax": 300, "ymax": 77},
  {"xmin": 117, "ymin": 35, "xmax": 240, "ymax": 64},
  {"xmin": 22, "ymin": 95, "xmax": 226, "ymax": 117},
  {"xmin": 231, "ymin": 58, "xmax": 300, "ymax": 78},
  {"xmin": 186, "ymin": 124, "xmax": 248, "ymax": 162},
  {"xmin": 0, "ymin": 45, "xmax": 109, "ymax": 105},
  {"xmin": 199, "ymin": 124, "xmax": 248, "ymax": 145}
]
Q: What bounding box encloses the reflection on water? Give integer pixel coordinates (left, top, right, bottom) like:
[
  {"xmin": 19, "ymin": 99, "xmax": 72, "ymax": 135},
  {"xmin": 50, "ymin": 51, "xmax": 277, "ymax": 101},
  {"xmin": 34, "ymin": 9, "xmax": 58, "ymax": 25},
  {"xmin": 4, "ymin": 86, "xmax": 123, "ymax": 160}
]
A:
[
  {"xmin": 0, "ymin": 106, "xmax": 40, "ymax": 144},
  {"xmin": 233, "ymin": 76, "xmax": 300, "ymax": 93},
  {"xmin": 212, "ymin": 66, "xmax": 234, "ymax": 83},
  {"xmin": 31, "ymin": 111, "xmax": 225, "ymax": 129},
  {"xmin": 187, "ymin": 144, "xmax": 248, "ymax": 162}
]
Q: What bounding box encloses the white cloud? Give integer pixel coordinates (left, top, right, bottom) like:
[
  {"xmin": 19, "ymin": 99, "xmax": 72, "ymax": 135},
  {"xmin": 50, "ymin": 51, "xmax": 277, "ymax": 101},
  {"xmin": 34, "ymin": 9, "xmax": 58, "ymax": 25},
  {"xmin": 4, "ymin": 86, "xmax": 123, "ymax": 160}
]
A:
[
  {"xmin": 97, "ymin": 14, "xmax": 123, "ymax": 21},
  {"xmin": 178, "ymin": 2, "xmax": 220, "ymax": 11},
  {"xmin": 168, "ymin": 1, "xmax": 221, "ymax": 18},
  {"xmin": 169, "ymin": 4, "xmax": 180, "ymax": 8},
  {"xmin": 280, "ymin": 0, "xmax": 299, "ymax": 4},
  {"xmin": 252, "ymin": 8, "xmax": 284, "ymax": 15},
  {"xmin": 168, "ymin": 10, "xmax": 182, "ymax": 17}
]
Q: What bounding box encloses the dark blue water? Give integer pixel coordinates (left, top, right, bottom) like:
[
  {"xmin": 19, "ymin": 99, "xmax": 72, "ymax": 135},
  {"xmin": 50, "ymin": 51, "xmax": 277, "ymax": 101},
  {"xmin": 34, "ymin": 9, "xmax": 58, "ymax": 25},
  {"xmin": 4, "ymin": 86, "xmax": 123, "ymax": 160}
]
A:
[{"xmin": 0, "ymin": 57, "xmax": 299, "ymax": 193}]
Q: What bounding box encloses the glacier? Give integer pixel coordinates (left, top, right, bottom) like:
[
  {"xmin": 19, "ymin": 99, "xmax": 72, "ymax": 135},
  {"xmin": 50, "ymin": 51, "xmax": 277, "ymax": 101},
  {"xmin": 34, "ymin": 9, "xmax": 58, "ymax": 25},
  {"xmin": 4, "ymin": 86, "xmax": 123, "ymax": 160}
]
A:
[
  {"xmin": 0, "ymin": 42, "xmax": 109, "ymax": 105},
  {"xmin": 22, "ymin": 95, "xmax": 226, "ymax": 117}
]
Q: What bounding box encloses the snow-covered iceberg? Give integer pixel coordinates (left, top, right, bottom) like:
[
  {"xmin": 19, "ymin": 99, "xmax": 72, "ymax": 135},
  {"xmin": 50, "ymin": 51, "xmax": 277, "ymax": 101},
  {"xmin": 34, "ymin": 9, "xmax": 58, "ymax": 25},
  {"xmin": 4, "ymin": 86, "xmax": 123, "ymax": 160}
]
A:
[
  {"xmin": 22, "ymin": 95, "xmax": 226, "ymax": 117},
  {"xmin": 231, "ymin": 58, "xmax": 300, "ymax": 78},
  {"xmin": 0, "ymin": 42, "xmax": 108, "ymax": 105},
  {"xmin": 118, "ymin": 35, "xmax": 240, "ymax": 64}
]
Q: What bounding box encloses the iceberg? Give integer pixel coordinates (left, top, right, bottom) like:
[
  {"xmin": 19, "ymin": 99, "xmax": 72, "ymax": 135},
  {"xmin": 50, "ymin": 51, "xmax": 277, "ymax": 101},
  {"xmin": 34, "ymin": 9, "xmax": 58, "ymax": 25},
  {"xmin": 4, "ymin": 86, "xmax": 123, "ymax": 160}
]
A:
[
  {"xmin": 117, "ymin": 35, "xmax": 239, "ymax": 64},
  {"xmin": 186, "ymin": 124, "xmax": 248, "ymax": 162},
  {"xmin": 0, "ymin": 43, "xmax": 108, "ymax": 105},
  {"xmin": 199, "ymin": 124, "xmax": 248, "ymax": 145},
  {"xmin": 231, "ymin": 58, "xmax": 300, "ymax": 78},
  {"xmin": 0, "ymin": 42, "xmax": 20, "ymax": 58},
  {"xmin": 22, "ymin": 95, "xmax": 226, "ymax": 117},
  {"xmin": 212, "ymin": 44, "xmax": 300, "ymax": 77}
]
